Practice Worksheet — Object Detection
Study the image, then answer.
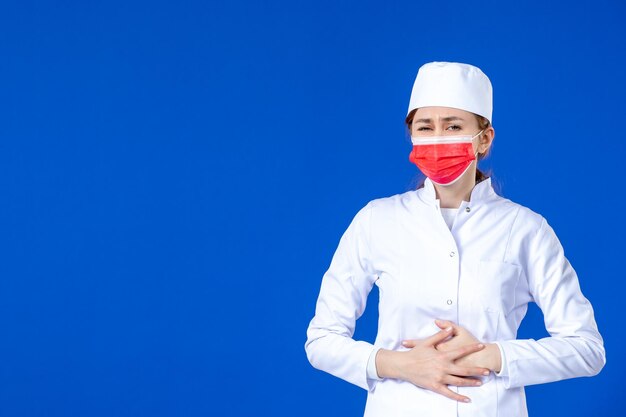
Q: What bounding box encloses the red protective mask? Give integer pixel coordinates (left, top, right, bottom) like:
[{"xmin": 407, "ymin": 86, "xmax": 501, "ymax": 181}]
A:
[{"xmin": 409, "ymin": 130, "xmax": 483, "ymax": 186}]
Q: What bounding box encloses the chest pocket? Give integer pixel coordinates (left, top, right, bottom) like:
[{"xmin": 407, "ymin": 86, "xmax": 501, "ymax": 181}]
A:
[{"xmin": 476, "ymin": 260, "xmax": 522, "ymax": 316}]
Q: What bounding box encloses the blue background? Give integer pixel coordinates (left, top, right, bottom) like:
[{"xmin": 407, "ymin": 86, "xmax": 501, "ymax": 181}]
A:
[{"xmin": 0, "ymin": 0, "xmax": 623, "ymax": 416}]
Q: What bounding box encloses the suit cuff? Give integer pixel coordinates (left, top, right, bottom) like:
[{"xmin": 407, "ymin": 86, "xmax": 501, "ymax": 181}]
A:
[
  {"xmin": 366, "ymin": 347, "xmax": 383, "ymax": 380},
  {"xmin": 494, "ymin": 341, "xmax": 508, "ymax": 377}
]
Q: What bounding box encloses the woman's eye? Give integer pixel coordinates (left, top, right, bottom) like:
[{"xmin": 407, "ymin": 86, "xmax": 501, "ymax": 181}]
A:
[
  {"xmin": 447, "ymin": 125, "xmax": 462, "ymax": 131},
  {"xmin": 416, "ymin": 126, "xmax": 431, "ymax": 131}
]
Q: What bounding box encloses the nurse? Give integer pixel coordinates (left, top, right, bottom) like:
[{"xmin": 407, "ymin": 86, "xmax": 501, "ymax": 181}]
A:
[{"xmin": 304, "ymin": 62, "xmax": 605, "ymax": 416}]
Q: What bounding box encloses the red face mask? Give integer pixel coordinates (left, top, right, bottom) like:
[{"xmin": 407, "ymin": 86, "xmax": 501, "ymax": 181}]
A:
[{"xmin": 409, "ymin": 130, "xmax": 483, "ymax": 186}]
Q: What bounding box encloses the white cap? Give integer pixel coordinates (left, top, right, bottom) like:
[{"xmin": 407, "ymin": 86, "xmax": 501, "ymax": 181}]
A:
[{"xmin": 407, "ymin": 62, "xmax": 493, "ymax": 123}]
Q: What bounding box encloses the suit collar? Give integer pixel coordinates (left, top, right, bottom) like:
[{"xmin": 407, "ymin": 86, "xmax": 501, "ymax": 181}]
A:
[{"xmin": 418, "ymin": 176, "xmax": 496, "ymax": 207}]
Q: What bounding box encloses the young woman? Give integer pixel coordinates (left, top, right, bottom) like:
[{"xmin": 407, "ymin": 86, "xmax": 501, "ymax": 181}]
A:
[{"xmin": 304, "ymin": 62, "xmax": 605, "ymax": 417}]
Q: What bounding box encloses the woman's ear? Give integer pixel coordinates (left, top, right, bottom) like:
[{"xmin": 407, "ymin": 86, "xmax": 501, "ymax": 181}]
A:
[{"xmin": 480, "ymin": 127, "xmax": 495, "ymax": 153}]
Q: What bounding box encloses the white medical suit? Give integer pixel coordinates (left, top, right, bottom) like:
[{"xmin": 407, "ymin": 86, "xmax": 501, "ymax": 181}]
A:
[{"xmin": 305, "ymin": 177, "xmax": 605, "ymax": 417}]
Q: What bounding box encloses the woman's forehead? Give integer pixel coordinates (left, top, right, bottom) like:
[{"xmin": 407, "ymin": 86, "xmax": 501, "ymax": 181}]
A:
[{"xmin": 414, "ymin": 106, "xmax": 475, "ymax": 120}]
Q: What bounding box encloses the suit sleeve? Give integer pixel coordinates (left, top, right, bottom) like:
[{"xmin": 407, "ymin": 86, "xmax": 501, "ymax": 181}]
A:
[
  {"xmin": 304, "ymin": 203, "xmax": 380, "ymax": 391},
  {"xmin": 496, "ymin": 218, "xmax": 606, "ymax": 388}
]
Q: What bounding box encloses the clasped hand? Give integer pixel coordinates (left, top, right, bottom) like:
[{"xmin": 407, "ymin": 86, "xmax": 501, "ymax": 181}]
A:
[{"xmin": 376, "ymin": 320, "xmax": 498, "ymax": 403}]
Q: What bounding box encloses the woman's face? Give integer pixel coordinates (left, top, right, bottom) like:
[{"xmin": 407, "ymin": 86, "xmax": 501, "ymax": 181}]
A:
[{"xmin": 410, "ymin": 106, "xmax": 494, "ymax": 155}]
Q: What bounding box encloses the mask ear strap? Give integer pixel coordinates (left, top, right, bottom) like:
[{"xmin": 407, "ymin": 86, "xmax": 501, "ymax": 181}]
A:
[
  {"xmin": 474, "ymin": 129, "xmax": 486, "ymax": 157},
  {"xmin": 472, "ymin": 129, "xmax": 485, "ymax": 139}
]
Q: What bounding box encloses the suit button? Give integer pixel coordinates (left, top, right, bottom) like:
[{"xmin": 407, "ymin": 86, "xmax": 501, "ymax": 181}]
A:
[
  {"xmin": 449, "ymin": 251, "xmax": 456, "ymax": 257},
  {"xmin": 447, "ymin": 299, "xmax": 453, "ymax": 305},
  {"xmin": 466, "ymin": 207, "xmax": 471, "ymax": 212}
]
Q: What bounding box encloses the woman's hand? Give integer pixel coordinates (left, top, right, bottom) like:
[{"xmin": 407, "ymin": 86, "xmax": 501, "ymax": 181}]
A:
[
  {"xmin": 376, "ymin": 326, "xmax": 491, "ymax": 403},
  {"xmin": 431, "ymin": 319, "xmax": 481, "ymax": 353},
  {"xmin": 402, "ymin": 320, "xmax": 502, "ymax": 373}
]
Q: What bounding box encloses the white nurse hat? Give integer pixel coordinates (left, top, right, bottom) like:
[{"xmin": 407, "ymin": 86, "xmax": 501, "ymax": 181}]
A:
[{"xmin": 407, "ymin": 62, "xmax": 493, "ymax": 123}]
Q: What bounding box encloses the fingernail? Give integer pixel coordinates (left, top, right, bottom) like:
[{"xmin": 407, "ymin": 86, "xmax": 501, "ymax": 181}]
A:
[
  {"xmin": 475, "ymin": 380, "xmax": 482, "ymax": 386},
  {"xmin": 477, "ymin": 344, "xmax": 485, "ymax": 348},
  {"xmin": 464, "ymin": 398, "xmax": 471, "ymax": 403},
  {"xmin": 445, "ymin": 326, "xmax": 453, "ymax": 332},
  {"xmin": 483, "ymin": 370, "xmax": 490, "ymax": 376}
]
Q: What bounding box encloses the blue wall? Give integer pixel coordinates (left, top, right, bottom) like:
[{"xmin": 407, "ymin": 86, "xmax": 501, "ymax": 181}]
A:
[{"xmin": 0, "ymin": 0, "xmax": 623, "ymax": 415}]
